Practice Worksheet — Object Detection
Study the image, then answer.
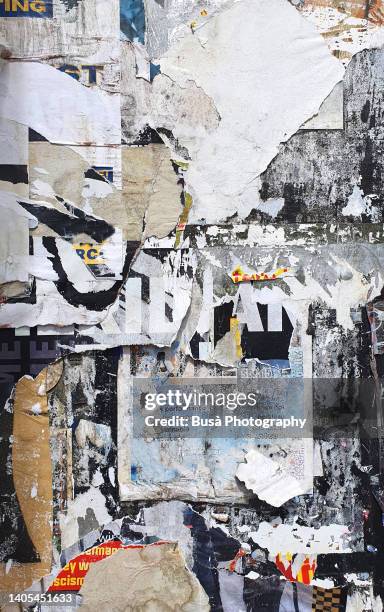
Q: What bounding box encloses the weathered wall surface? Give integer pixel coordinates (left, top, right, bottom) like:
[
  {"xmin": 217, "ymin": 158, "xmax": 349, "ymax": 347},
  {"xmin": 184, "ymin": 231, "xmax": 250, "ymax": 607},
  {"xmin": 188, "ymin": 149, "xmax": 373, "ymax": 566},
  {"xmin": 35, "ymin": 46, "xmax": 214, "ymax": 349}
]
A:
[{"xmin": 0, "ymin": 1, "xmax": 384, "ymax": 610}]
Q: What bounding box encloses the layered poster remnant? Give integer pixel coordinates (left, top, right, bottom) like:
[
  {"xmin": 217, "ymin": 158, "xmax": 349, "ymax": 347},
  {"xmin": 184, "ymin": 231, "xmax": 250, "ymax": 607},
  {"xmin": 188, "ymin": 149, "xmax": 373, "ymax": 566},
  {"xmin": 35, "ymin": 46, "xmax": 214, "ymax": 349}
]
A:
[{"xmin": 1, "ymin": 0, "xmax": 384, "ymax": 610}]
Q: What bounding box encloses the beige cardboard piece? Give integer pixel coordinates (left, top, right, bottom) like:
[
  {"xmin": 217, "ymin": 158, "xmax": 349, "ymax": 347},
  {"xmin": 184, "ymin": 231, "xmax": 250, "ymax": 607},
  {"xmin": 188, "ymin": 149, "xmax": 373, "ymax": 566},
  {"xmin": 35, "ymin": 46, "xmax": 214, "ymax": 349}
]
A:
[
  {"xmin": 0, "ymin": 361, "xmax": 62, "ymax": 592},
  {"xmin": 79, "ymin": 542, "xmax": 210, "ymax": 611},
  {"xmin": 122, "ymin": 144, "xmax": 182, "ymax": 241}
]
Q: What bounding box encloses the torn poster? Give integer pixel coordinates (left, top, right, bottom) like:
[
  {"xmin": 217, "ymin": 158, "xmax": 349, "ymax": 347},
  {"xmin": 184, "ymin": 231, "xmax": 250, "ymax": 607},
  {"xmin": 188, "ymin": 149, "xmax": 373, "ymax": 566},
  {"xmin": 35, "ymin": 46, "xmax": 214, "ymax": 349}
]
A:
[{"xmin": 1, "ymin": 0, "xmax": 384, "ymax": 609}]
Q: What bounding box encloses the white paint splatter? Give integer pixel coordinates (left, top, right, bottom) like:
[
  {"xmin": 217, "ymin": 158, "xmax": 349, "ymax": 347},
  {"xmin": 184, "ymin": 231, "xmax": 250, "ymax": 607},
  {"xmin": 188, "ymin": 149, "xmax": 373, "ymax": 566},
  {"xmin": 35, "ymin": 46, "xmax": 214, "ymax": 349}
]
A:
[{"xmin": 250, "ymin": 520, "xmax": 352, "ymax": 555}]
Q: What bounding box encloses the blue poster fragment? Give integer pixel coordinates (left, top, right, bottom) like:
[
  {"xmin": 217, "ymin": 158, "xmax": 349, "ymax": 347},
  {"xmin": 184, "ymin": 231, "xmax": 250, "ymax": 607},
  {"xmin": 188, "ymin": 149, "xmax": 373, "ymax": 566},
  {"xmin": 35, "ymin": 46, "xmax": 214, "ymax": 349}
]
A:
[
  {"xmin": 120, "ymin": 0, "xmax": 145, "ymax": 44},
  {"xmin": 0, "ymin": 0, "xmax": 53, "ymax": 17}
]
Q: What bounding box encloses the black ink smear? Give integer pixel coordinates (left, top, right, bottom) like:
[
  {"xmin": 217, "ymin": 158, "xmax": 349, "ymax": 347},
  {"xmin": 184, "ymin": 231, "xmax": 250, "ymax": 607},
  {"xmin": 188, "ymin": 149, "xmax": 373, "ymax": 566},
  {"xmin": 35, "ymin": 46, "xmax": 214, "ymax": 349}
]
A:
[
  {"xmin": 59, "ymin": 0, "xmax": 81, "ymax": 11},
  {"xmin": 84, "ymin": 168, "xmax": 108, "ymax": 183},
  {"xmin": 18, "ymin": 200, "xmax": 114, "ymax": 242},
  {"xmin": 43, "ymin": 238, "xmax": 139, "ymax": 311},
  {"xmin": 0, "ymin": 165, "xmax": 28, "ymax": 184}
]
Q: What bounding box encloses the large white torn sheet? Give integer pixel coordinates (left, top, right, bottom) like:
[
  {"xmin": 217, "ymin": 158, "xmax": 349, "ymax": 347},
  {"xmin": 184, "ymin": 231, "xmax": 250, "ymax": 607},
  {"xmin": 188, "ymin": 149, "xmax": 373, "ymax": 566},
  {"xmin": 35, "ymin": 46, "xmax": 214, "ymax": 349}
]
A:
[
  {"xmin": 0, "ymin": 62, "xmax": 120, "ymax": 145},
  {"xmin": 0, "ymin": 118, "xmax": 28, "ymax": 164},
  {"xmin": 0, "ymin": 194, "xmax": 37, "ymax": 283},
  {"xmin": 155, "ymin": 0, "xmax": 344, "ymax": 222}
]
